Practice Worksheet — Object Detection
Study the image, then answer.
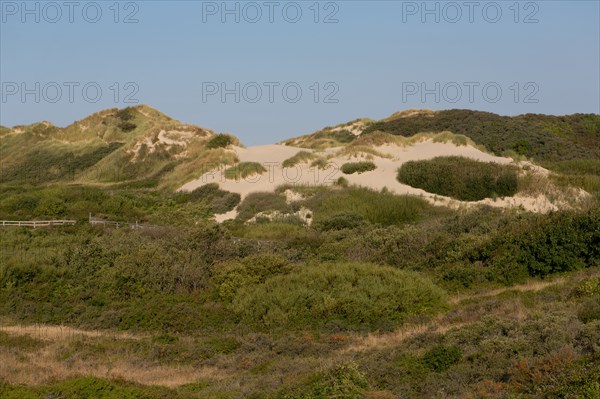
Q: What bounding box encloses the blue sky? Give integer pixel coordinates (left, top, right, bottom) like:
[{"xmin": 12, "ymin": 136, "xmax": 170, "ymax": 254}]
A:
[{"xmin": 1, "ymin": 0, "xmax": 599, "ymax": 144}]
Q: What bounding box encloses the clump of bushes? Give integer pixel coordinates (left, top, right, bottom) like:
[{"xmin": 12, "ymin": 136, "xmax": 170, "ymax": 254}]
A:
[
  {"xmin": 335, "ymin": 176, "xmax": 349, "ymax": 187},
  {"xmin": 422, "ymin": 345, "xmax": 462, "ymax": 372},
  {"xmin": 116, "ymin": 107, "xmax": 137, "ymax": 132},
  {"xmin": 310, "ymin": 158, "xmax": 328, "ymax": 169},
  {"xmin": 0, "ymin": 376, "xmax": 177, "ymax": 399},
  {"xmin": 224, "ymin": 162, "xmax": 267, "ymax": 180},
  {"xmin": 282, "ymin": 151, "xmax": 316, "ymax": 167},
  {"xmin": 280, "ymin": 362, "xmax": 368, "ymax": 399},
  {"xmin": 310, "ymin": 187, "xmax": 430, "ymax": 227},
  {"xmin": 314, "ymin": 212, "xmax": 366, "ymax": 231},
  {"xmin": 236, "ymin": 192, "xmax": 291, "ymax": 221},
  {"xmin": 206, "ymin": 133, "xmax": 235, "ymax": 149},
  {"xmin": 397, "ymin": 156, "xmax": 519, "ymax": 201},
  {"xmin": 212, "ymin": 254, "xmax": 292, "ymax": 302},
  {"xmin": 231, "ymin": 262, "xmax": 447, "ymax": 329},
  {"xmin": 188, "ymin": 183, "xmax": 240, "ymax": 214},
  {"xmin": 341, "ymin": 161, "xmax": 377, "ymax": 175}
]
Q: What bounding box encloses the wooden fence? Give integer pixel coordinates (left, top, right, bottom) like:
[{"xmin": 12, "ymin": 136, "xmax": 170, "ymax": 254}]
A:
[
  {"xmin": 88, "ymin": 214, "xmax": 161, "ymax": 230},
  {"xmin": 0, "ymin": 220, "xmax": 76, "ymax": 228},
  {"xmin": 0, "ymin": 215, "xmax": 159, "ymax": 230}
]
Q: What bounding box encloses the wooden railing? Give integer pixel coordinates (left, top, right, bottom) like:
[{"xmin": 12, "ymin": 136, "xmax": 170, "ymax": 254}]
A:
[
  {"xmin": 0, "ymin": 220, "xmax": 76, "ymax": 228},
  {"xmin": 0, "ymin": 215, "xmax": 160, "ymax": 230},
  {"xmin": 88, "ymin": 214, "xmax": 161, "ymax": 230}
]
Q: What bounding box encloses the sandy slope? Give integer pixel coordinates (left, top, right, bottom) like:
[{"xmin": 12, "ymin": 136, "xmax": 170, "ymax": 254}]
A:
[{"xmin": 179, "ymin": 140, "xmax": 568, "ymax": 222}]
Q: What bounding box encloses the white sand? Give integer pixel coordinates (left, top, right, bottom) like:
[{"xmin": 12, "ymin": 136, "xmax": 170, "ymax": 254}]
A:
[{"xmin": 179, "ymin": 140, "xmax": 571, "ymax": 222}]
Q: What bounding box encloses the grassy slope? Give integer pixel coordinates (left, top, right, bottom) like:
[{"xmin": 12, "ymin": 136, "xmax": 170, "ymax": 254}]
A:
[
  {"xmin": 1, "ymin": 108, "xmax": 600, "ymax": 398},
  {"xmin": 0, "ymin": 105, "xmax": 239, "ymax": 189},
  {"xmin": 364, "ymin": 109, "xmax": 600, "ymax": 163}
]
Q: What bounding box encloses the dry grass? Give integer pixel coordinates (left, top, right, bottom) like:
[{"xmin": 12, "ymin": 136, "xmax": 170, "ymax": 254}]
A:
[
  {"xmin": 0, "ymin": 348, "xmax": 224, "ymax": 387},
  {"xmin": 449, "ymin": 277, "xmax": 566, "ymax": 305},
  {"xmin": 341, "ymin": 319, "xmax": 468, "ymax": 353},
  {"xmin": 0, "ymin": 324, "xmax": 146, "ymax": 341},
  {"xmin": 0, "ymin": 327, "xmax": 228, "ymax": 387}
]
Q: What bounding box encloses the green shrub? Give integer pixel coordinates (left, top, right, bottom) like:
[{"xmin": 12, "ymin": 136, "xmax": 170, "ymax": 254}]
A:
[
  {"xmin": 578, "ymin": 298, "xmax": 600, "ymax": 323},
  {"xmin": 206, "ymin": 133, "xmax": 235, "ymax": 149},
  {"xmin": 231, "ymin": 263, "xmax": 447, "ymax": 329},
  {"xmin": 116, "ymin": 107, "xmax": 137, "ymax": 132},
  {"xmin": 335, "ymin": 176, "xmax": 349, "ymax": 187},
  {"xmin": 341, "ymin": 161, "xmax": 377, "ymax": 175},
  {"xmin": 224, "ymin": 162, "xmax": 267, "ymax": 180},
  {"xmin": 511, "ymin": 211, "xmax": 599, "ymax": 277},
  {"xmin": 188, "ymin": 183, "xmax": 240, "ymax": 214},
  {"xmin": 422, "ymin": 345, "xmax": 463, "ymax": 372},
  {"xmin": 397, "ymin": 156, "xmax": 519, "ymax": 201},
  {"xmin": 236, "ymin": 192, "xmax": 290, "ymax": 221},
  {"xmin": 280, "ymin": 362, "xmax": 368, "ymax": 399},
  {"xmin": 0, "ymin": 376, "xmax": 178, "ymax": 399},
  {"xmin": 314, "ymin": 212, "xmax": 366, "ymax": 231},
  {"xmin": 310, "ymin": 159, "xmax": 328, "ymax": 169},
  {"xmin": 310, "ymin": 187, "xmax": 431, "ymax": 227},
  {"xmin": 212, "ymin": 254, "xmax": 292, "ymax": 302}
]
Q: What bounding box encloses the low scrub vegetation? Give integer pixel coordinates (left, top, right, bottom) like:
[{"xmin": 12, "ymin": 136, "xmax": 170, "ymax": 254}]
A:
[
  {"xmin": 187, "ymin": 183, "xmax": 241, "ymax": 214},
  {"xmin": 231, "ymin": 263, "xmax": 447, "ymax": 330},
  {"xmin": 341, "ymin": 161, "xmax": 377, "ymax": 175},
  {"xmin": 206, "ymin": 133, "xmax": 235, "ymax": 149},
  {"xmin": 397, "ymin": 156, "xmax": 519, "ymax": 201},
  {"xmin": 4, "ymin": 107, "xmax": 600, "ymax": 398},
  {"xmin": 364, "ymin": 109, "xmax": 600, "ymax": 162},
  {"xmin": 308, "ymin": 187, "xmax": 432, "ymax": 227},
  {"xmin": 235, "ymin": 191, "xmax": 291, "ymax": 221}
]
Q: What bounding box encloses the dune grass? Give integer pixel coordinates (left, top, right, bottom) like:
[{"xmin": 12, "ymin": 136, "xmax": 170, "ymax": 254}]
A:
[
  {"xmin": 282, "ymin": 151, "xmax": 317, "ymax": 168},
  {"xmin": 341, "ymin": 161, "xmax": 377, "ymax": 175},
  {"xmin": 223, "ymin": 162, "xmax": 267, "ymax": 180}
]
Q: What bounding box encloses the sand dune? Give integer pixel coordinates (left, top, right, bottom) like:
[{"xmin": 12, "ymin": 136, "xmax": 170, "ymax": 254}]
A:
[{"xmin": 179, "ymin": 140, "xmax": 572, "ymax": 221}]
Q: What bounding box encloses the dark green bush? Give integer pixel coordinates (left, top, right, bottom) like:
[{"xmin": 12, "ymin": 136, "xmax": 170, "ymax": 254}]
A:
[
  {"xmin": 341, "ymin": 161, "xmax": 377, "ymax": 175},
  {"xmin": 335, "ymin": 176, "xmax": 349, "ymax": 187},
  {"xmin": 313, "ymin": 212, "xmax": 366, "ymax": 231},
  {"xmin": 116, "ymin": 107, "xmax": 137, "ymax": 132},
  {"xmin": 206, "ymin": 133, "xmax": 235, "ymax": 149},
  {"xmin": 188, "ymin": 183, "xmax": 241, "ymax": 214},
  {"xmin": 236, "ymin": 192, "xmax": 290, "ymax": 221},
  {"xmin": 397, "ymin": 156, "xmax": 519, "ymax": 201},
  {"xmin": 422, "ymin": 345, "xmax": 463, "ymax": 372}
]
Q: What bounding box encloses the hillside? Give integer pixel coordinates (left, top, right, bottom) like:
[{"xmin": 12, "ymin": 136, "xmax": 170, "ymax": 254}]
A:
[
  {"xmin": 0, "ymin": 105, "xmax": 240, "ymax": 190},
  {"xmin": 364, "ymin": 109, "xmax": 600, "ymax": 163},
  {"xmin": 182, "ymin": 110, "xmax": 599, "ymax": 222},
  {"xmin": 1, "ymin": 107, "xmax": 600, "ymax": 398}
]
